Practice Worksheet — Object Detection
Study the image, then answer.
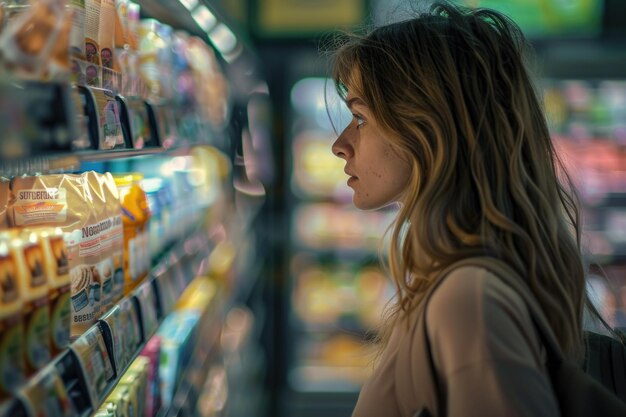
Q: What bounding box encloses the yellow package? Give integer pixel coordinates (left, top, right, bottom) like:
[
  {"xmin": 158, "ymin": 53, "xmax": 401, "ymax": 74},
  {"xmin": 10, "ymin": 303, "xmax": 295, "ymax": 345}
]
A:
[
  {"xmin": 12, "ymin": 230, "xmax": 51, "ymax": 375},
  {"xmin": 0, "ymin": 234, "xmax": 25, "ymax": 400},
  {"xmin": 128, "ymin": 356, "xmax": 149, "ymax": 417},
  {"xmin": 100, "ymin": 398, "xmax": 125, "ymax": 417},
  {"xmin": 28, "ymin": 227, "xmax": 71, "ymax": 356},
  {"xmin": 107, "ymin": 384, "xmax": 134, "ymax": 417}
]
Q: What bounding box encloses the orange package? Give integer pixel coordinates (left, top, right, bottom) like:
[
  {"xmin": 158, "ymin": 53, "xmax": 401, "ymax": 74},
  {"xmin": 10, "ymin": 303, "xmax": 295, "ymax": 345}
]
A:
[{"xmin": 113, "ymin": 174, "xmax": 150, "ymax": 294}]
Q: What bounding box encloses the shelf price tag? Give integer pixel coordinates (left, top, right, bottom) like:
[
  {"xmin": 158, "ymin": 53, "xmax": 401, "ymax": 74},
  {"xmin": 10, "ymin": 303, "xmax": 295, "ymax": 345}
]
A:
[
  {"xmin": 69, "ymin": 325, "xmax": 114, "ymax": 406},
  {"xmin": 135, "ymin": 278, "xmax": 159, "ymax": 340},
  {"xmin": 99, "ymin": 305, "xmax": 126, "ymax": 377},
  {"xmin": 18, "ymin": 363, "xmax": 76, "ymax": 417}
]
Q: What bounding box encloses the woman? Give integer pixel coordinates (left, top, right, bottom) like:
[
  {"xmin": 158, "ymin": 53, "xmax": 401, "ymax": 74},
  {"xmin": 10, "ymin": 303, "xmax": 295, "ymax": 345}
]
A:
[{"xmin": 330, "ymin": 2, "xmax": 605, "ymax": 416}]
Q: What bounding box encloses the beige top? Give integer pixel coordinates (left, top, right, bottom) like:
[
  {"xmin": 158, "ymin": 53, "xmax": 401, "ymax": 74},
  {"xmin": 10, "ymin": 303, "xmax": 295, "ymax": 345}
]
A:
[{"xmin": 352, "ymin": 266, "xmax": 560, "ymax": 417}]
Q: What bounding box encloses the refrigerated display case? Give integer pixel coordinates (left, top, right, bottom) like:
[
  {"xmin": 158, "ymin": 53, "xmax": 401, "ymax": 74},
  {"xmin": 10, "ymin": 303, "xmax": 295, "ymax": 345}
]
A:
[
  {"xmin": 281, "ymin": 76, "xmax": 396, "ymax": 413},
  {"xmin": 542, "ymin": 78, "xmax": 626, "ymax": 327},
  {"xmin": 0, "ymin": 1, "xmax": 271, "ymax": 416}
]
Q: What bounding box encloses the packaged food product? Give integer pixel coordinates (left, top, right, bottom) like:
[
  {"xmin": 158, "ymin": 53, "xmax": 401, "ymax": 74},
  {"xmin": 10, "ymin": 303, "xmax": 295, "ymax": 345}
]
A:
[
  {"xmin": 129, "ymin": 356, "xmax": 150, "ymax": 417},
  {"xmin": 84, "ymin": 0, "xmax": 101, "ymax": 65},
  {"xmin": 85, "ymin": 171, "xmax": 122, "ymax": 314},
  {"xmin": 97, "ymin": 401, "xmax": 120, "ymax": 417},
  {"xmin": 107, "ymin": 384, "xmax": 133, "ymax": 417},
  {"xmin": 113, "ymin": 2, "xmax": 125, "ymax": 50},
  {"xmin": 158, "ymin": 311, "xmax": 200, "ymax": 408},
  {"xmin": 12, "ymin": 230, "xmax": 51, "ymax": 375},
  {"xmin": 67, "ymin": 0, "xmax": 86, "ymax": 59},
  {"xmin": 141, "ymin": 178, "xmax": 163, "ymax": 257},
  {"xmin": 113, "ymin": 174, "xmax": 150, "ymax": 294},
  {"xmin": 119, "ymin": 297, "xmax": 141, "ymax": 365},
  {"xmin": 137, "ymin": 18, "xmax": 164, "ymax": 100},
  {"xmin": 29, "ymin": 227, "xmax": 71, "ymax": 355},
  {"xmin": 71, "ymin": 326, "xmax": 114, "ymax": 405},
  {"xmin": 156, "ymin": 180, "xmax": 173, "ymax": 247},
  {"xmin": 0, "ymin": 234, "xmax": 25, "ymax": 399},
  {"xmin": 45, "ymin": 6, "xmax": 73, "ymax": 81},
  {"xmin": 125, "ymin": 1, "xmax": 139, "ymax": 51},
  {"xmin": 99, "ymin": 173, "xmax": 124, "ymax": 305},
  {"xmin": 7, "ymin": 173, "xmax": 109, "ymax": 338},
  {"xmin": 118, "ymin": 363, "xmax": 145, "ymax": 417},
  {"xmin": 98, "ymin": 0, "xmax": 114, "ymax": 69},
  {"xmin": 0, "ymin": 0, "xmax": 66, "ymax": 77},
  {"xmin": 139, "ymin": 336, "xmax": 161, "ymax": 417},
  {"xmin": 19, "ymin": 364, "xmax": 76, "ymax": 417}
]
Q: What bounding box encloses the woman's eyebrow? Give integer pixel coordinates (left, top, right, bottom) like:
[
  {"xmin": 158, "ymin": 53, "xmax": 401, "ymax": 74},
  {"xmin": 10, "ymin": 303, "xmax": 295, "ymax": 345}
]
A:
[{"xmin": 346, "ymin": 97, "xmax": 367, "ymax": 109}]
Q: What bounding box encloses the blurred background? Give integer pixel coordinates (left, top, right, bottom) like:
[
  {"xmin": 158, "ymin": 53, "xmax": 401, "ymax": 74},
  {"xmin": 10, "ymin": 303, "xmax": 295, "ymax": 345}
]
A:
[
  {"xmin": 1, "ymin": 1, "xmax": 625, "ymax": 417},
  {"xmin": 241, "ymin": 1, "xmax": 626, "ymax": 416}
]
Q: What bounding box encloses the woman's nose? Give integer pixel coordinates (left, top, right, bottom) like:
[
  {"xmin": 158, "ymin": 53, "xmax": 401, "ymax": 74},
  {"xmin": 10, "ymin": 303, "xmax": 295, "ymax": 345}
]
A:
[{"xmin": 332, "ymin": 126, "xmax": 353, "ymax": 159}]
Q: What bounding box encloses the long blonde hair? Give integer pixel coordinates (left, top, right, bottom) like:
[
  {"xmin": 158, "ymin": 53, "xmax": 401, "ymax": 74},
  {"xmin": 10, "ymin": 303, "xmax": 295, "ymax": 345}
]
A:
[{"xmin": 331, "ymin": 2, "xmax": 589, "ymax": 361}]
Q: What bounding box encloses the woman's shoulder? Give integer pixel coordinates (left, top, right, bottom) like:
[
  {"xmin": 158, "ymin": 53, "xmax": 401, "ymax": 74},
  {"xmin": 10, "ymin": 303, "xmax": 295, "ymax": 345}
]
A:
[
  {"xmin": 423, "ymin": 263, "xmax": 544, "ymax": 369},
  {"xmin": 426, "ymin": 264, "xmax": 531, "ymax": 332}
]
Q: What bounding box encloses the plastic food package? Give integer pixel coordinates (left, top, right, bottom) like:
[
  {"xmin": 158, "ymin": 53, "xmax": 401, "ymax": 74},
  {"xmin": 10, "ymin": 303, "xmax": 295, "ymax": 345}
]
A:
[
  {"xmin": 7, "ymin": 173, "xmax": 121, "ymax": 338},
  {"xmin": 0, "ymin": 0, "xmax": 71, "ymax": 79}
]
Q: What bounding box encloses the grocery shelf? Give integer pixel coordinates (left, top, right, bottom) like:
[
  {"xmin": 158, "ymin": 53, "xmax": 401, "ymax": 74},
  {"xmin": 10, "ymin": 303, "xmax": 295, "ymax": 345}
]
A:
[{"xmin": 0, "ymin": 231, "xmax": 214, "ymax": 417}]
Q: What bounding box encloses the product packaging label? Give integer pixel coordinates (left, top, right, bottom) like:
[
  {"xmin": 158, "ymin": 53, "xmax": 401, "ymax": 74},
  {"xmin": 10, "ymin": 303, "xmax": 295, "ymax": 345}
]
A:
[
  {"xmin": 13, "ymin": 189, "xmax": 68, "ymax": 226},
  {"xmin": 71, "ymin": 326, "xmax": 114, "ymax": 405}
]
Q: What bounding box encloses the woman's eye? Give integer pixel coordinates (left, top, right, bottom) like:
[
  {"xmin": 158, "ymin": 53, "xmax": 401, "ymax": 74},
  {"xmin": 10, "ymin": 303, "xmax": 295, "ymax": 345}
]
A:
[{"xmin": 354, "ymin": 114, "xmax": 365, "ymax": 129}]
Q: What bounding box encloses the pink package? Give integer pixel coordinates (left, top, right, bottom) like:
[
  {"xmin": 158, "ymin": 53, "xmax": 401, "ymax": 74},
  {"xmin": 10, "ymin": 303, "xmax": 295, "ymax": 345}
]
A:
[{"xmin": 140, "ymin": 335, "xmax": 162, "ymax": 417}]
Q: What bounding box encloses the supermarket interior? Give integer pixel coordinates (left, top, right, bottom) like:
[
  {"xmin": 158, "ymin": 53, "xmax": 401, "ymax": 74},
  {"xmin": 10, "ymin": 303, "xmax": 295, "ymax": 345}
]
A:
[{"xmin": 0, "ymin": 0, "xmax": 625, "ymax": 416}]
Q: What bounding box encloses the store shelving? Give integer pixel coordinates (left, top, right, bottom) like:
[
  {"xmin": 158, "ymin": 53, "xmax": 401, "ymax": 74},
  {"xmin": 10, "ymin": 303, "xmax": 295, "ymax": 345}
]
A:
[{"xmin": 0, "ymin": 229, "xmax": 214, "ymax": 417}]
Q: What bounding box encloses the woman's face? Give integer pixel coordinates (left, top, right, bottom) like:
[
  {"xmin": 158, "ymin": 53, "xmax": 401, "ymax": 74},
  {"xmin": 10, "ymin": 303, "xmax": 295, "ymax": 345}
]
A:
[{"xmin": 332, "ymin": 93, "xmax": 411, "ymax": 210}]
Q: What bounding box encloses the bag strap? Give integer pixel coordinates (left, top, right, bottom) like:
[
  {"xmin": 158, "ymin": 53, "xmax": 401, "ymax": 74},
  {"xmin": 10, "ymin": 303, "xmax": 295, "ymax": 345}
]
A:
[{"xmin": 420, "ymin": 257, "xmax": 567, "ymax": 415}]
